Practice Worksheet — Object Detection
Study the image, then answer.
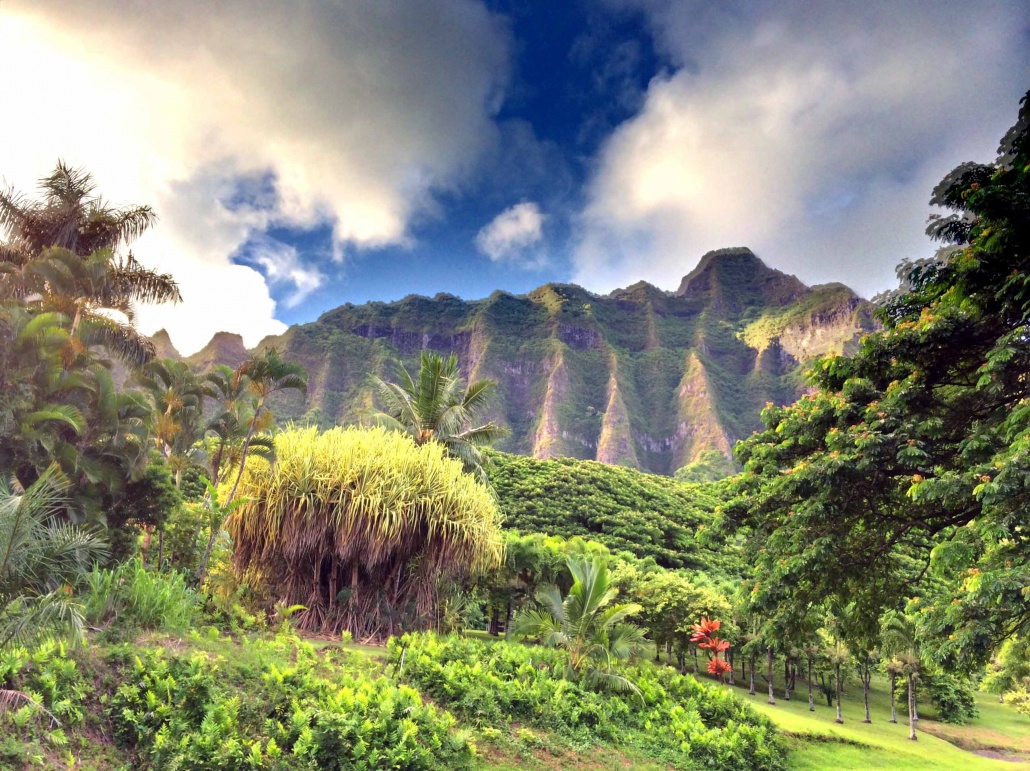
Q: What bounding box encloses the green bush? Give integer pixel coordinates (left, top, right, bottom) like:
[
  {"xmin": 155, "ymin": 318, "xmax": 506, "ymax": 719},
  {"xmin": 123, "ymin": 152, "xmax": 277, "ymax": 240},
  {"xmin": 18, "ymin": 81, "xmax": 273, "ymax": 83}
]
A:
[
  {"xmin": 83, "ymin": 560, "xmax": 199, "ymax": 633},
  {"xmin": 389, "ymin": 632, "xmax": 783, "ymax": 770},
  {"xmin": 0, "ymin": 641, "xmax": 88, "ymax": 759},
  {"xmin": 108, "ymin": 635, "xmax": 475, "ymax": 770},
  {"xmin": 920, "ymin": 671, "xmax": 980, "ymax": 724}
]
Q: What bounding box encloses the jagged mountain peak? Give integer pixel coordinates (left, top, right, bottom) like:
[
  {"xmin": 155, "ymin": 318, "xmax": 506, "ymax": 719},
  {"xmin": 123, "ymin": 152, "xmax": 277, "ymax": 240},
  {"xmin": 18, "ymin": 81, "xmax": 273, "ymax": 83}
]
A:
[
  {"xmin": 173, "ymin": 251, "xmax": 875, "ymax": 476},
  {"xmin": 676, "ymin": 247, "xmax": 808, "ymax": 310},
  {"xmin": 150, "ymin": 329, "xmax": 182, "ymax": 361}
]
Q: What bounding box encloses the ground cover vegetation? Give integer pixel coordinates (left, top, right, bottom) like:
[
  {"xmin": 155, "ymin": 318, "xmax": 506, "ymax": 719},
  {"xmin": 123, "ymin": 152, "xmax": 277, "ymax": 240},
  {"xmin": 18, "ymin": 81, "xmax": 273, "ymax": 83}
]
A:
[{"xmin": 1, "ymin": 93, "xmax": 1029, "ymax": 769}]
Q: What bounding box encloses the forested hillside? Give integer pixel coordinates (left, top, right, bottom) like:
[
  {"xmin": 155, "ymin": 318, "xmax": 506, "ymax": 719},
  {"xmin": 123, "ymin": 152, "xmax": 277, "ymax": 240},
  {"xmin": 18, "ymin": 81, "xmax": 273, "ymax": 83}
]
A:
[{"xmin": 167, "ymin": 248, "xmax": 874, "ymax": 475}]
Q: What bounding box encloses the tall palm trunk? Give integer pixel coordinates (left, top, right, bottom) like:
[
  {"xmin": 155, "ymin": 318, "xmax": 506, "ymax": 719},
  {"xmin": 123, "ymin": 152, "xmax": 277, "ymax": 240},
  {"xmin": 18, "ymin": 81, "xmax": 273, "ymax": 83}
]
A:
[
  {"xmin": 784, "ymin": 659, "xmax": 791, "ymax": 700},
  {"xmin": 862, "ymin": 660, "xmax": 872, "ymax": 723},
  {"xmin": 749, "ymin": 654, "xmax": 756, "ymax": 695},
  {"xmin": 908, "ymin": 673, "xmax": 917, "ymax": 740},
  {"xmin": 808, "ymin": 654, "xmax": 815, "ymax": 711},
  {"xmin": 834, "ymin": 662, "xmax": 844, "ymax": 723},
  {"xmin": 889, "ymin": 676, "xmax": 898, "ymax": 723},
  {"xmin": 227, "ymin": 403, "xmax": 262, "ymax": 506},
  {"xmin": 767, "ymin": 647, "xmax": 776, "ymax": 705}
]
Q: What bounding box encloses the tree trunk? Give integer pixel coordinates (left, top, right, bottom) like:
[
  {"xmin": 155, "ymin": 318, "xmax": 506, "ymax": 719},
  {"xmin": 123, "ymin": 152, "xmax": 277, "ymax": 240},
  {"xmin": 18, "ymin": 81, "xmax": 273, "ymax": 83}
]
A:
[
  {"xmin": 727, "ymin": 646, "xmax": 735, "ymax": 686},
  {"xmin": 908, "ymin": 673, "xmax": 917, "ymax": 740},
  {"xmin": 226, "ymin": 405, "xmax": 262, "ymax": 505},
  {"xmin": 194, "ymin": 506, "xmax": 223, "ymax": 584},
  {"xmin": 863, "ymin": 661, "xmax": 871, "ymax": 723},
  {"xmin": 749, "ymin": 655, "xmax": 756, "ymax": 695},
  {"xmin": 808, "ymin": 655, "xmax": 815, "ymax": 712},
  {"xmin": 835, "ymin": 663, "xmax": 844, "ymax": 723},
  {"xmin": 784, "ymin": 659, "xmax": 791, "ymax": 700},
  {"xmin": 913, "ymin": 683, "xmax": 919, "ymax": 722},
  {"xmin": 767, "ymin": 647, "xmax": 776, "ymax": 705},
  {"xmin": 157, "ymin": 527, "xmax": 165, "ymax": 571},
  {"xmin": 889, "ymin": 676, "xmax": 897, "ymax": 723}
]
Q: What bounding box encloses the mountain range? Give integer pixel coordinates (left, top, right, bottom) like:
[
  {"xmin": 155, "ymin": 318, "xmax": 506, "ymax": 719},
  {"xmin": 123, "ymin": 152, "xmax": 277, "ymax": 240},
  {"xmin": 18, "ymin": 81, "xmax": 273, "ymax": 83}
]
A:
[{"xmin": 157, "ymin": 248, "xmax": 875, "ymax": 476}]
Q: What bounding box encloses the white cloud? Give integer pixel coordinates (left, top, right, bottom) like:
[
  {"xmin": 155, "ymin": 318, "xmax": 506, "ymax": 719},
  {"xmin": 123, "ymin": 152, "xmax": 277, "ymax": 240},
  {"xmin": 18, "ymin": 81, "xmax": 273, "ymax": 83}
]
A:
[
  {"xmin": 576, "ymin": 1, "xmax": 1030, "ymax": 298},
  {"xmin": 246, "ymin": 238, "xmax": 325, "ymax": 309},
  {"xmin": 0, "ymin": 1, "xmax": 508, "ymax": 353},
  {"xmin": 475, "ymin": 202, "xmax": 546, "ymax": 265}
]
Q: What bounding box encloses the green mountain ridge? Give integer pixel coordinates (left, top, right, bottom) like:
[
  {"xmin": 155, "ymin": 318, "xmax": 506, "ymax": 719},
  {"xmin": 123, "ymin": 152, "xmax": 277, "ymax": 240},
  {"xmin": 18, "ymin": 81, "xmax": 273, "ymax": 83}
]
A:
[{"xmin": 165, "ymin": 248, "xmax": 875, "ymax": 475}]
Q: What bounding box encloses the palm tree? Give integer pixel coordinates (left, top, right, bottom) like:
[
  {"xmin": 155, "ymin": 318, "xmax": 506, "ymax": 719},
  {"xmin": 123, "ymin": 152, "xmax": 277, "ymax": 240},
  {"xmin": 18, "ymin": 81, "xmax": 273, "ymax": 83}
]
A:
[
  {"xmin": 882, "ymin": 612, "xmax": 921, "ymax": 740},
  {"xmin": 0, "ymin": 162, "xmax": 180, "ymax": 368},
  {"xmin": 137, "ymin": 358, "xmax": 211, "ymax": 486},
  {"xmin": 0, "ymin": 466, "xmax": 107, "ymax": 652},
  {"xmin": 511, "ymin": 555, "xmax": 647, "ymax": 695},
  {"xmin": 224, "ymin": 348, "xmax": 307, "ymax": 505},
  {"xmin": 202, "ymin": 365, "xmax": 257, "ymax": 487},
  {"xmin": 0, "ymin": 161, "xmax": 154, "ymax": 262},
  {"xmin": 371, "ymin": 351, "xmax": 507, "ymax": 481}
]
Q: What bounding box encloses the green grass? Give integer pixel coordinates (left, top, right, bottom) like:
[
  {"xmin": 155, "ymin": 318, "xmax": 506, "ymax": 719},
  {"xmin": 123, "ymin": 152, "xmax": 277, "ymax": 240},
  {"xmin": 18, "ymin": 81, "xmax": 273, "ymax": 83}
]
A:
[{"xmin": 725, "ymin": 674, "xmax": 1030, "ymax": 770}]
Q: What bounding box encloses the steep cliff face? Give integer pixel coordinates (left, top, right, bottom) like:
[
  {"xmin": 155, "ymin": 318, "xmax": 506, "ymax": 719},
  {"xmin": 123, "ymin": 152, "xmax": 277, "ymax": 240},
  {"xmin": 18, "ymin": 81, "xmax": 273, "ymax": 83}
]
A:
[{"xmin": 183, "ymin": 249, "xmax": 875, "ymax": 474}]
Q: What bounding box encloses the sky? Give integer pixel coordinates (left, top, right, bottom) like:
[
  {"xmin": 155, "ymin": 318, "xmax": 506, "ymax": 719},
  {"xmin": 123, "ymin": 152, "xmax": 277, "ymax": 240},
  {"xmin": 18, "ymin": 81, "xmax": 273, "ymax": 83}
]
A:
[{"xmin": 1, "ymin": 1, "xmax": 1028, "ymax": 354}]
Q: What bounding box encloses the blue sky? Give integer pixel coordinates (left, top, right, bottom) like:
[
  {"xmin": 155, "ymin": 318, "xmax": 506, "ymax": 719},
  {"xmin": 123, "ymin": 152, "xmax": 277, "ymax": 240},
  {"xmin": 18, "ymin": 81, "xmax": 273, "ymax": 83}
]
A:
[{"xmin": 2, "ymin": 0, "xmax": 1029, "ymax": 351}]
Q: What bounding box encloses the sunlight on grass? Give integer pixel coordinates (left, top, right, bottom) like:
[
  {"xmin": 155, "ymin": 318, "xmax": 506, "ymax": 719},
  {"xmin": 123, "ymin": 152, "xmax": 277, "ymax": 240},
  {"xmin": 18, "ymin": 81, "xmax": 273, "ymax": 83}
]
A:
[{"xmin": 724, "ymin": 674, "xmax": 1030, "ymax": 770}]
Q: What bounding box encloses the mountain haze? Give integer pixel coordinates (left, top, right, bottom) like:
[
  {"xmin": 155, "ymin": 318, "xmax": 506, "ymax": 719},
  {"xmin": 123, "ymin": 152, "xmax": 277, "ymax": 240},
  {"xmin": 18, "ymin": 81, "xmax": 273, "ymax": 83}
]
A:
[{"xmin": 167, "ymin": 249, "xmax": 875, "ymax": 475}]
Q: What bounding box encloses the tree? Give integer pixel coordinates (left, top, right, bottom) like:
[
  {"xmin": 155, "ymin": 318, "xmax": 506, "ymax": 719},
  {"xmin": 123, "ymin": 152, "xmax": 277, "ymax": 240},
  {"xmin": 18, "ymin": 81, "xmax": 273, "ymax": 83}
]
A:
[
  {"xmin": 227, "ymin": 426, "xmax": 503, "ymax": 639},
  {"xmin": 224, "ymin": 348, "xmax": 306, "ymax": 505},
  {"xmin": 511, "ymin": 554, "xmax": 647, "ymax": 695},
  {"xmin": 726, "ymin": 89, "xmax": 1030, "ymax": 673},
  {"xmin": 0, "ymin": 161, "xmax": 154, "ymax": 263},
  {"xmin": 0, "ymin": 466, "xmax": 107, "ymax": 652},
  {"xmin": 372, "ymin": 351, "xmax": 507, "ymax": 481},
  {"xmin": 882, "ymin": 612, "xmax": 921, "ymax": 740},
  {"xmin": 1, "ymin": 163, "xmax": 180, "ymax": 368},
  {"xmin": 137, "ymin": 359, "xmax": 210, "ymax": 486}
]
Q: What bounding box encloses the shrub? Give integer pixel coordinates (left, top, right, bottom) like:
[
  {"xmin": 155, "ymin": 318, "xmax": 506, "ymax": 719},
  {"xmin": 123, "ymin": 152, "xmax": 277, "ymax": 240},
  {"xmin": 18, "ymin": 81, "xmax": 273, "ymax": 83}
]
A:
[
  {"xmin": 920, "ymin": 671, "xmax": 980, "ymax": 724},
  {"xmin": 83, "ymin": 560, "xmax": 199, "ymax": 633},
  {"xmin": 389, "ymin": 632, "xmax": 783, "ymax": 770},
  {"xmin": 108, "ymin": 635, "xmax": 475, "ymax": 770}
]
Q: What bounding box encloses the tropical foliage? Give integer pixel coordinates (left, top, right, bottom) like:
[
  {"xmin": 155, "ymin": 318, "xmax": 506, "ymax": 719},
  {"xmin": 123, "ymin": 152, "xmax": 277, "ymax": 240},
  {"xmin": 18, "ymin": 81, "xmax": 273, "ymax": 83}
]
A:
[
  {"xmin": 487, "ymin": 451, "xmax": 738, "ymax": 573},
  {"xmin": 511, "ymin": 554, "xmax": 647, "ymax": 693},
  {"xmin": 227, "ymin": 426, "xmax": 504, "ymax": 638},
  {"xmin": 0, "ymin": 467, "xmax": 106, "ymax": 652},
  {"xmin": 372, "ymin": 350, "xmax": 506, "ymax": 480},
  {"xmin": 391, "ymin": 632, "xmax": 784, "ymax": 770}
]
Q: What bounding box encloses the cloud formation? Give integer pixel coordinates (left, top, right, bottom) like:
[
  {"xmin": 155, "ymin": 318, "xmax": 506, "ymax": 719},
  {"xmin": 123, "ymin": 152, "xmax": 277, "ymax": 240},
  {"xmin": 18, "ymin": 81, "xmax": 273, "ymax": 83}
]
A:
[
  {"xmin": 1, "ymin": 0, "xmax": 508, "ymax": 352},
  {"xmin": 475, "ymin": 202, "xmax": 547, "ymax": 265},
  {"xmin": 576, "ymin": 0, "xmax": 1030, "ymax": 298}
]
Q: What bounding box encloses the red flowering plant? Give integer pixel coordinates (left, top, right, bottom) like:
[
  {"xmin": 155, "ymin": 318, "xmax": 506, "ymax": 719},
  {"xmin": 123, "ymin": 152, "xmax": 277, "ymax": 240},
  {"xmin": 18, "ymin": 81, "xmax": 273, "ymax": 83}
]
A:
[{"xmin": 691, "ymin": 617, "xmax": 732, "ymax": 683}]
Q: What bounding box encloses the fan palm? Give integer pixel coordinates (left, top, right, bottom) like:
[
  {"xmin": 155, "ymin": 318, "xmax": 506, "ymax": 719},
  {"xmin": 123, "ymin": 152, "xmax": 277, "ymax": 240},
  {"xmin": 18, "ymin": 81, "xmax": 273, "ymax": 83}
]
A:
[
  {"xmin": 0, "ymin": 466, "xmax": 107, "ymax": 652},
  {"xmin": 372, "ymin": 351, "xmax": 507, "ymax": 480},
  {"xmin": 511, "ymin": 555, "xmax": 647, "ymax": 695}
]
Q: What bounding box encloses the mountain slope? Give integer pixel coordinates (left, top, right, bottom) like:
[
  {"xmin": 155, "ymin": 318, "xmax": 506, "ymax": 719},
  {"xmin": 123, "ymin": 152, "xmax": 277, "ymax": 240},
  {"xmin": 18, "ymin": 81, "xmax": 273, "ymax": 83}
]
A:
[{"xmin": 185, "ymin": 248, "xmax": 875, "ymax": 474}]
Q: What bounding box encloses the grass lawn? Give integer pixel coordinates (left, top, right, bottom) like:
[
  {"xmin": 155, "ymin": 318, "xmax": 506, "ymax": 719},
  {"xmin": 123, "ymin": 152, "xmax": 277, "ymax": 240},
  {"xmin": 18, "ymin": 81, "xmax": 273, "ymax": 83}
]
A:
[{"xmin": 726, "ymin": 673, "xmax": 1030, "ymax": 770}]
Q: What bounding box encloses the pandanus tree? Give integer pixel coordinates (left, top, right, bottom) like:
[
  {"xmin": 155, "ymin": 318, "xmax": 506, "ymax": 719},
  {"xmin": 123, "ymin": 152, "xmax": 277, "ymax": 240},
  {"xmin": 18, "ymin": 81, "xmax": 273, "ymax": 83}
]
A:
[
  {"xmin": 226, "ymin": 426, "xmax": 503, "ymax": 639},
  {"xmin": 372, "ymin": 351, "xmax": 507, "ymax": 481},
  {"xmin": 511, "ymin": 555, "xmax": 647, "ymax": 695}
]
